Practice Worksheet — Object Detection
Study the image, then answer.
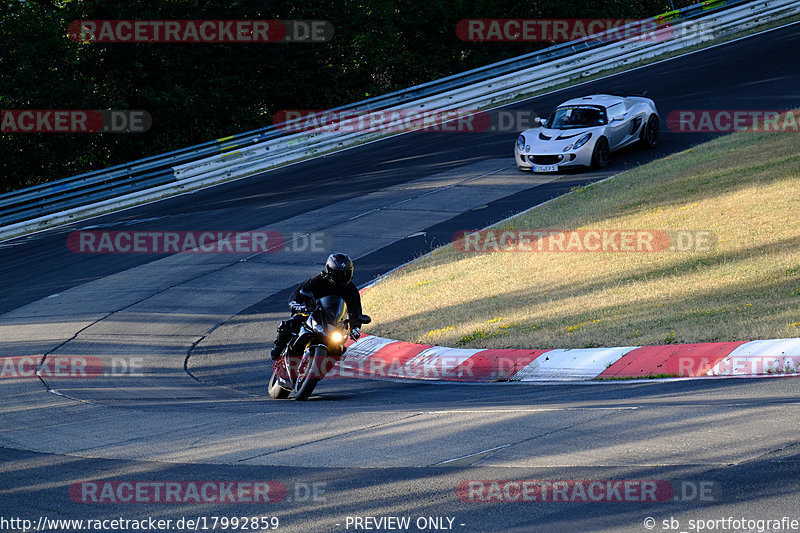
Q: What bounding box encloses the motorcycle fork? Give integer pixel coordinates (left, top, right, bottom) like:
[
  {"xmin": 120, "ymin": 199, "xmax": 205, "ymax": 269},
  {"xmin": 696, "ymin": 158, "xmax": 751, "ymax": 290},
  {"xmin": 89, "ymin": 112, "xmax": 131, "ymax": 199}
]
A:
[
  {"xmin": 301, "ymin": 343, "xmax": 331, "ymax": 379},
  {"xmin": 283, "ymin": 340, "xmax": 310, "ymax": 384}
]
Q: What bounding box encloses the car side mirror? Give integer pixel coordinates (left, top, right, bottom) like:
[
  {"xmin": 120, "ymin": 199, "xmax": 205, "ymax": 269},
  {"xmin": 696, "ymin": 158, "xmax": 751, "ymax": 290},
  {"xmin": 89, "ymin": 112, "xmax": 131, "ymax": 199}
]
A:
[{"xmin": 533, "ymin": 116, "xmax": 543, "ymax": 126}]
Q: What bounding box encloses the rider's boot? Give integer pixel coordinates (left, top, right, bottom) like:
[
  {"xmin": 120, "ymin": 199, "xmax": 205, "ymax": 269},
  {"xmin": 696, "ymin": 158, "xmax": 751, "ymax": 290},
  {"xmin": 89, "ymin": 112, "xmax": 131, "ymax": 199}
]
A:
[{"xmin": 269, "ymin": 321, "xmax": 293, "ymax": 360}]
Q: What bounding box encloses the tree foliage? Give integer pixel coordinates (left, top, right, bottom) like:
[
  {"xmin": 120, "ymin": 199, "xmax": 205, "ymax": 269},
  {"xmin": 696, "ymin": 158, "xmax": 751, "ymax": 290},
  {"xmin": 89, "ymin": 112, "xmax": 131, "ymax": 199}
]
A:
[{"xmin": 0, "ymin": 0, "xmax": 689, "ymax": 193}]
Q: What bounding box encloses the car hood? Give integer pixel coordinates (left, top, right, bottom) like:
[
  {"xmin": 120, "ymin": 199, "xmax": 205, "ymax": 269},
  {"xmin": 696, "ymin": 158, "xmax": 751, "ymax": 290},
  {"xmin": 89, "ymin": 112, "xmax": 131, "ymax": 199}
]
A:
[{"xmin": 520, "ymin": 126, "xmax": 599, "ymax": 144}]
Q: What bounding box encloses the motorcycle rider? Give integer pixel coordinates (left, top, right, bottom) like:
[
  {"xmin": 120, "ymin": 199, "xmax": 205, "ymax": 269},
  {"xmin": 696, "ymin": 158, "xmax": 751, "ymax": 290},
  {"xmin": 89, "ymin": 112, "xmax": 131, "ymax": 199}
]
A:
[{"xmin": 270, "ymin": 253, "xmax": 364, "ymax": 360}]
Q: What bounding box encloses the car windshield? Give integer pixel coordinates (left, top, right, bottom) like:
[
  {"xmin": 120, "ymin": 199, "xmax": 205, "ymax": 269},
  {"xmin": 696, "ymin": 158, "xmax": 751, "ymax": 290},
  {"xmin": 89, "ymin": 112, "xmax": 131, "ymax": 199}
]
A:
[{"xmin": 545, "ymin": 106, "xmax": 606, "ymax": 129}]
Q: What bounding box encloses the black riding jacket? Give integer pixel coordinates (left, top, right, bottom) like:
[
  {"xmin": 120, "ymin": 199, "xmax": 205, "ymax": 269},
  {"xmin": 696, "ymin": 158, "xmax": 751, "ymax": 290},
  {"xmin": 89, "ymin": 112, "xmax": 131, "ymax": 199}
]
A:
[{"xmin": 289, "ymin": 273, "xmax": 363, "ymax": 327}]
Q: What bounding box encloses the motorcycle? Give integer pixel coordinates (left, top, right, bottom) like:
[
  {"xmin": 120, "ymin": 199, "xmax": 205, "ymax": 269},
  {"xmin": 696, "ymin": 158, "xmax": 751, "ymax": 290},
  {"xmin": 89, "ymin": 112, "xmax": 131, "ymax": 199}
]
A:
[{"xmin": 268, "ymin": 291, "xmax": 370, "ymax": 401}]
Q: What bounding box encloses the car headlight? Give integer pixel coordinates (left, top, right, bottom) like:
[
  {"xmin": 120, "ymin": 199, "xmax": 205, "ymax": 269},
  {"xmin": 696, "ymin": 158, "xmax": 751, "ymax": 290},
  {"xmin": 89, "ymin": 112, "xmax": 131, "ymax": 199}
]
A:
[
  {"xmin": 566, "ymin": 132, "xmax": 592, "ymax": 152},
  {"xmin": 516, "ymin": 134, "xmax": 525, "ymax": 151}
]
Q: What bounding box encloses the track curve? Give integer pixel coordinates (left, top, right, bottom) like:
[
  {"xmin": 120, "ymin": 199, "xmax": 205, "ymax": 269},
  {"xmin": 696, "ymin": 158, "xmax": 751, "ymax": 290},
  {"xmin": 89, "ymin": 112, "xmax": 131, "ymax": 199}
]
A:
[{"xmin": 2, "ymin": 23, "xmax": 800, "ymax": 533}]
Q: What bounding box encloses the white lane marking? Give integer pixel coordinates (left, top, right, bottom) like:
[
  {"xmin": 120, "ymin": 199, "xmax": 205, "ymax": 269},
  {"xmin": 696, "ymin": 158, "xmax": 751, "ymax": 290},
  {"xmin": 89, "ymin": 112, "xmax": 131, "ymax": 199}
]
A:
[
  {"xmin": 0, "ymin": 241, "xmax": 27, "ymax": 249},
  {"xmin": 424, "ymin": 407, "xmax": 638, "ymax": 414},
  {"xmin": 435, "ymin": 444, "xmax": 512, "ymax": 465}
]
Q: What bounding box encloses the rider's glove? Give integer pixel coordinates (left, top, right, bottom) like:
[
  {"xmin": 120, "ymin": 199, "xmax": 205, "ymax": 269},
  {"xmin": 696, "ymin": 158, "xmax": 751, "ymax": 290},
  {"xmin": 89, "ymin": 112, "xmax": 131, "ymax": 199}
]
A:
[
  {"xmin": 290, "ymin": 301, "xmax": 308, "ymax": 314},
  {"xmin": 350, "ymin": 327, "xmax": 361, "ymax": 340}
]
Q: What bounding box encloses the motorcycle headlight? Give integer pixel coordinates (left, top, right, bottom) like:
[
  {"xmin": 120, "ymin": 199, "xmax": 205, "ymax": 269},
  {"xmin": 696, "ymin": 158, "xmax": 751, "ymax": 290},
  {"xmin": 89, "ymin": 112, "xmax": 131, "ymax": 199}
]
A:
[
  {"xmin": 331, "ymin": 330, "xmax": 343, "ymax": 343},
  {"xmin": 570, "ymin": 132, "xmax": 592, "ymax": 151},
  {"xmin": 516, "ymin": 134, "xmax": 525, "ymax": 151}
]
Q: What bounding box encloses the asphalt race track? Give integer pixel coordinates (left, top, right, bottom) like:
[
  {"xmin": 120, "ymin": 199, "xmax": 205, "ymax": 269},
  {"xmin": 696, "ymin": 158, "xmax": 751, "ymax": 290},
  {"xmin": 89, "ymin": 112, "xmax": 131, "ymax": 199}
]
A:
[{"xmin": 1, "ymin": 23, "xmax": 800, "ymax": 533}]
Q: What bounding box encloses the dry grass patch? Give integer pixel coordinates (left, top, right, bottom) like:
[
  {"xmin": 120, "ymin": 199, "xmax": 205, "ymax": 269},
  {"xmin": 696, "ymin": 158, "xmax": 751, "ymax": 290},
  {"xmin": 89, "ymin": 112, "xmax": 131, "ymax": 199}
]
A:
[{"xmin": 362, "ymin": 126, "xmax": 800, "ymax": 349}]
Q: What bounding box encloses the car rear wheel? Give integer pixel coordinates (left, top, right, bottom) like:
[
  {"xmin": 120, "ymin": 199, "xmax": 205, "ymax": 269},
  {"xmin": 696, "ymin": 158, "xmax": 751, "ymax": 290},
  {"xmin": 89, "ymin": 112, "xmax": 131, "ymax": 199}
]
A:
[
  {"xmin": 639, "ymin": 115, "xmax": 659, "ymax": 148},
  {"xmin": 591, "ymin": 137, "xmax": 610, "ymax": 169}
]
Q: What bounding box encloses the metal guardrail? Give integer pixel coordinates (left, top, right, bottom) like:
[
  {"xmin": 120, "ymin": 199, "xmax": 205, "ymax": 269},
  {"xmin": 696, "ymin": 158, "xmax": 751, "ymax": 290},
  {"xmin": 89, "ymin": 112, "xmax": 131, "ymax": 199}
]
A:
[
  {"xmin": 168, "ymin": 0, "xmax": 799, "ymax": 183},
  {"xmin": 0, "ymin": 0, "xmax": 788, "ymax": 236}
]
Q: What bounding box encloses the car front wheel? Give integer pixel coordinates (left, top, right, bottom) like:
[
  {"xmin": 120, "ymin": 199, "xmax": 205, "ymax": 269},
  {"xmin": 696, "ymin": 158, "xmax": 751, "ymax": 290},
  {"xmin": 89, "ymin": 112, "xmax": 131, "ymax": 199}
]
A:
[{"xmin": 591, "ymin": 137, "xmax": 610, "ymax": 169}]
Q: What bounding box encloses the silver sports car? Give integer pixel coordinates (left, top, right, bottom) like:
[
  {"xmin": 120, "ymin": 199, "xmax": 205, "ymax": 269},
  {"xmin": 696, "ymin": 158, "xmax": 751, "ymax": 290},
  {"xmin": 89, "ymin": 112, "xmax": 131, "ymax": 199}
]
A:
[{"xmin": 514, "ymin": 94, "xmax": 659, "ymax": 172}]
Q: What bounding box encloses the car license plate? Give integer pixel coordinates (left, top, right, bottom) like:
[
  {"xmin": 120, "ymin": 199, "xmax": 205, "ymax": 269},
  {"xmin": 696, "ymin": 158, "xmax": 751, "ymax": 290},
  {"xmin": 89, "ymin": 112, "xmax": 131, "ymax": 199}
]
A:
[{"xmin": 533, "ymin": 164, "xmax": 558, "ymax": 172}]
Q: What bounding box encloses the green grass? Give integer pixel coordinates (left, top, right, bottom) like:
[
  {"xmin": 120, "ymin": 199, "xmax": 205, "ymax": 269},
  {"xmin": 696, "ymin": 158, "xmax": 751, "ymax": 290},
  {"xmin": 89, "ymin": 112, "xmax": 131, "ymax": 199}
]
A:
[{"xmin": 362, "ymin": 115, "xmax": 800, "ymax": 349}]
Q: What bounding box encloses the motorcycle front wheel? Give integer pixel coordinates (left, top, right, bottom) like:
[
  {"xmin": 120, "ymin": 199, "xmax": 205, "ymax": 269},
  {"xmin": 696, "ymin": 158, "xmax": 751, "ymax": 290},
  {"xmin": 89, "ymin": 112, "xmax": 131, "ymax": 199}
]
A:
[{"xmin": 293, "ymin": 345, "xmax": 327, "ymax": 401}]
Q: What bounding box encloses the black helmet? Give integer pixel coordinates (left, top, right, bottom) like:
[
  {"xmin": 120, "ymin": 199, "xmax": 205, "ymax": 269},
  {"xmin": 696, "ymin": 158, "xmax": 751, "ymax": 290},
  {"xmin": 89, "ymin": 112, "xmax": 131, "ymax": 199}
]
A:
[{"xmin": 325, "ymin": 253, "xmax": 353, "ymax": 287}]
